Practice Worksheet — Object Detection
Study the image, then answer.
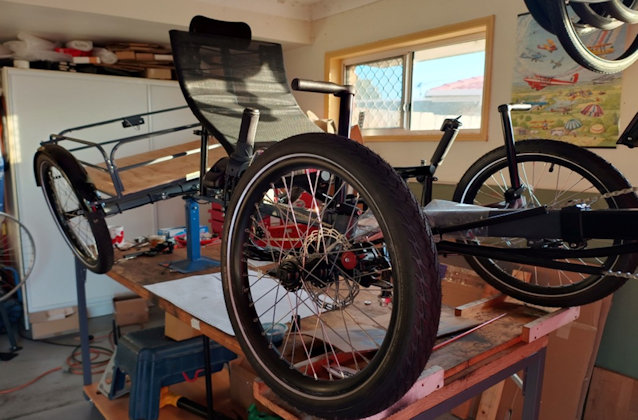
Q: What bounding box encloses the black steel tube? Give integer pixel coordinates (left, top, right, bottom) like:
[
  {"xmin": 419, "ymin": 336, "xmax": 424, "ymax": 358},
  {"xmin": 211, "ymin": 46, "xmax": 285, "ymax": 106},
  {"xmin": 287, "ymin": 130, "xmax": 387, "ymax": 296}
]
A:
[
  {"xmin": 57, "ymin": 105, "xmax": 189, "ymax": 136},
  {"xmin": 498, "ymin": 104, "xmax": 522, "ymax": 191}
]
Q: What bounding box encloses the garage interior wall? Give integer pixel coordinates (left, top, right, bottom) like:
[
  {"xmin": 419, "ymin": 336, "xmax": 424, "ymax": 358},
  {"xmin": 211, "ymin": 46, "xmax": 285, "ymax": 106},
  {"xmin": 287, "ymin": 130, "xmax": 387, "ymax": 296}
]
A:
[
  {"xmin": 1, "ymin": 0, "xmax": 637, "ymax": 378},
  {"xmin": 284, "ymin": 0, "xmax": 638, "ymax": 381}
]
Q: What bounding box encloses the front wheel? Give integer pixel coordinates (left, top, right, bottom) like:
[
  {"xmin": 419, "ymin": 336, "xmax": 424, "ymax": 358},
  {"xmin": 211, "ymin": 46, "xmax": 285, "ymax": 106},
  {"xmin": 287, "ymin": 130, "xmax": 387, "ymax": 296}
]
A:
[
  {"xmin": 35, "ymin": 144, "xmax": 113, "ymax": 274},
  {"xmin": 222, "ymin": 133, "xmax": 440, "ymax": 418},
  {"xmin": 453, "ymin": 139, "xmax": 638, "ymax": 307}
]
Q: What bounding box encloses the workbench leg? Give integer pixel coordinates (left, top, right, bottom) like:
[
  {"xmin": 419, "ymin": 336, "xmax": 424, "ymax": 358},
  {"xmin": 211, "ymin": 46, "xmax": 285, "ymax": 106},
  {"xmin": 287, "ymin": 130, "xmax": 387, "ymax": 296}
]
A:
[
  {"xmin": 203, "ymin": 335, "xmax": 214, "ymax": 420},
  {"xmin": 75, "ymin": 258, "xmax": 92, "ymax": 386},
  {"xmin": 522, "ymin": 347, "xmax": 546, "ymax": 420}
]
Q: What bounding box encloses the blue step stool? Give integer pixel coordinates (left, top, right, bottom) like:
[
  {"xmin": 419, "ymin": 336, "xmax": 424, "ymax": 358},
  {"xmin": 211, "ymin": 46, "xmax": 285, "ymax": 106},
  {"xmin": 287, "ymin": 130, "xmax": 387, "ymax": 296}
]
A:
[{"xmin": 112, "ymin": 326, "xmax": 236, "ymax": 420}]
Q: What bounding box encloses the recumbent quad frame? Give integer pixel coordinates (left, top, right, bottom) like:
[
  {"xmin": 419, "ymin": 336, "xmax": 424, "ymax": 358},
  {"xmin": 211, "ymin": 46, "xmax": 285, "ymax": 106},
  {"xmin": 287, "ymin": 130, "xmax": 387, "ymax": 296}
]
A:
[{"xmin": 33, "ymin": 15, "xmax": 638, "ymax": 419}]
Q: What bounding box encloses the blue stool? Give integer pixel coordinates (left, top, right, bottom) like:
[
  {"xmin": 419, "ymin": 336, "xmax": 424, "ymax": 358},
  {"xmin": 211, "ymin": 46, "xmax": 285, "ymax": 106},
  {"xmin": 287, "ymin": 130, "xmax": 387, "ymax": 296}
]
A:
[{"xmin": 112, "ymin": 326, "xmax": 236, "ymax": 420}]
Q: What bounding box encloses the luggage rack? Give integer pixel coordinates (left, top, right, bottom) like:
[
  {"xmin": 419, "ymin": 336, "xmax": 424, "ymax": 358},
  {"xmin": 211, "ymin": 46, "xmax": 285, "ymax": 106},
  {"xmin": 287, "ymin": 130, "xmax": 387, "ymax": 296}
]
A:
[
  {"xmin": 42, "ymin": 105, "xmax": 229, "ymax": 273},
  {"xmin": 43, "ymin": 106, "xmax": 229, "ymax": 216}
]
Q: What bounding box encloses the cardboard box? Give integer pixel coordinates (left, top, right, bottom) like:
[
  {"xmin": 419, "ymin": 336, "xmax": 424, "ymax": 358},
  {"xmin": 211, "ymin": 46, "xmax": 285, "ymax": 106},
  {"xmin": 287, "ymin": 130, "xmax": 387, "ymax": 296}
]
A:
[
  {"xmin": 165, "ymin": 312, "xmax": 202, "ymax": 341},
  {"xmin": 115, "ymin": 50, "xmax": 136, "ymax": 60},
  {"xmin": 113, "ymin": 297, "xmax": 149, "ymax": 327},
  {"xmin": 145, "ymin": 67, "xmax": 172, "ymax": 80},
  {"xmin": 29, "ymin": 306, "xmax": 79, "ymax": 339},
  {"xmin": 229, "ymin": 357, "xmax": 258, "ymax": 412},
  {"xmin": 135, "ymin": 52, "xmax": 154, "ymax": 61}
]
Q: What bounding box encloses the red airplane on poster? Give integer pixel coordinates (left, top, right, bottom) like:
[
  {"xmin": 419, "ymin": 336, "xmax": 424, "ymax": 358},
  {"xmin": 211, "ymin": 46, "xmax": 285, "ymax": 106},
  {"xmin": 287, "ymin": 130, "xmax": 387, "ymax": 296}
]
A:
[{"xmin": 523, "ymin": 73, "xmax": 579, "ymax": 90}]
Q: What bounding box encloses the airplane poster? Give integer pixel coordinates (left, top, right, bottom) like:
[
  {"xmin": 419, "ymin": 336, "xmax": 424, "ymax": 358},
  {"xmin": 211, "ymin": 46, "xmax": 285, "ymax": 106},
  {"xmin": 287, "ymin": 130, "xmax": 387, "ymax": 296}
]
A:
[{"xmin": 511, "ymin": 12, "xmax": 626, "ymax": 148}]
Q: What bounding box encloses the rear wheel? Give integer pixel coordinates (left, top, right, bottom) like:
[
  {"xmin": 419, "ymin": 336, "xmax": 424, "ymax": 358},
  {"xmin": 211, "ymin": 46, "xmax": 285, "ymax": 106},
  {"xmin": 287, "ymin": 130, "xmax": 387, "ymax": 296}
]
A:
[
  {"xmin": 222, "ymin": 133, "xmax": 440, "ymax": 418},
  {"xmin": 35, "ymin": 145, "xmax": 113, "ymax": 274},
  {"xmin": 453, "ymin": 139, "xmax": 638, "ymax": 306}
]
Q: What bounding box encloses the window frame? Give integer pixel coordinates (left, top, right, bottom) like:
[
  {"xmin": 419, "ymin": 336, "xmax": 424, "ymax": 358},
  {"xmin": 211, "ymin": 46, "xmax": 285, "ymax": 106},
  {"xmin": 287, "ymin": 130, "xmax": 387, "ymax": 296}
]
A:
[{"xmin": 325, "ymin": 16, "xmax": 494, "ymax": 142}]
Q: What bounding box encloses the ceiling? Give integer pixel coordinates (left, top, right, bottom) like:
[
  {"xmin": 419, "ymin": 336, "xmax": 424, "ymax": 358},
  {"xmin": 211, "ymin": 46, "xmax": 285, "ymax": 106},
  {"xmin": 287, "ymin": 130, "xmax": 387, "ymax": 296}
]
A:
[{"xmin": 0, "ymin": 0, "xmax": 382, "ymax": 47}]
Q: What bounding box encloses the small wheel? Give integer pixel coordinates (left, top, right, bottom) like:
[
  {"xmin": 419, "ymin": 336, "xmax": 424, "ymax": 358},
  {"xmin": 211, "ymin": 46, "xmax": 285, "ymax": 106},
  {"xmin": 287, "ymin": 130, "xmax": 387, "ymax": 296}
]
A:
[
  {"xmin": 35, "ymin": 144, "xmax": 113, "ymax": 274},
  {"xmin": 453, "ymin": 139, "xmax": 638, "ymax": 307},
  {"xmin": 0, "ymin": 212, "xmax": 35, "ymax": 303},
  {"xmin": 547, "ymin": 0, "xmax": 638, "ymax": 73},
  {"xmin": 222, "ymin": 133, "xmax": 440, "ymax": 418}
]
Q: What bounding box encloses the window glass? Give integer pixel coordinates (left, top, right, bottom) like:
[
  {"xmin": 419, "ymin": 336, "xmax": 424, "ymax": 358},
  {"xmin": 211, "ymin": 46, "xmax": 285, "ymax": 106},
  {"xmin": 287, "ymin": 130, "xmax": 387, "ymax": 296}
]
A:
[
  {"xmin": 326, "ymin": 16, "xmax": 493, "ymax": 141},
  {"xmin": 411, "ymin": 40, "xmax": 485, "ymax": 130},
  {"xmin": 345, "ymin": 56, "xmax": 404, "ymax": 129}
]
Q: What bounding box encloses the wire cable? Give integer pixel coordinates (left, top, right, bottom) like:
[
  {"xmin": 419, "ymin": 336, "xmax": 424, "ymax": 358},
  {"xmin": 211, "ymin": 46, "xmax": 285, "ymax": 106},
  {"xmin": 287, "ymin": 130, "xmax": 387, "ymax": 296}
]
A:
[{"xmin": 0, "ymin": 367, "xmax": 62, "ymax": 394}]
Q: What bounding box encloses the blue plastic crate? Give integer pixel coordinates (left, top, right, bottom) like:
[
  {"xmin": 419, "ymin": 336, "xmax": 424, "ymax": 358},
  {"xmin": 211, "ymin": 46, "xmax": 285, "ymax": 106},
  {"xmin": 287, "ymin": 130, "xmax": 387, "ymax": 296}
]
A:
[{"xmin": 113, "ymin": 326, "xmax": 236, "ymax": 420}]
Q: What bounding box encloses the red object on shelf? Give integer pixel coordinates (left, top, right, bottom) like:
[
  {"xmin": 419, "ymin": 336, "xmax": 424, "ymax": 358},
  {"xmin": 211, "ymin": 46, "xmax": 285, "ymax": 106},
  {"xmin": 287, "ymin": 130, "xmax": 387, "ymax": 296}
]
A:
[{"xmin": 54, "ymin": 47, "xmax": 92, "ymax": 57}]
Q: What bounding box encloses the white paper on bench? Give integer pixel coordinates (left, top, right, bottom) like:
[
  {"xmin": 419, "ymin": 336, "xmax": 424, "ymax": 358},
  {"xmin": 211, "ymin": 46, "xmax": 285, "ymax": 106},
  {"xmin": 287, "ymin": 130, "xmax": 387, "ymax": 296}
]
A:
[{"xmin": 144, "ymin": 270, "xmax": 314, "ymax": 336}]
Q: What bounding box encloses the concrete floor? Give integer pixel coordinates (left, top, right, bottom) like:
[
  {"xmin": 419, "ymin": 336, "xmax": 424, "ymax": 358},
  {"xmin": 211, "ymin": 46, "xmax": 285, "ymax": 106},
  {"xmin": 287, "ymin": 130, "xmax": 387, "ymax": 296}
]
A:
[{"xmin": 0, "ymin": 306, "xmax": 164, "ymax": 420}]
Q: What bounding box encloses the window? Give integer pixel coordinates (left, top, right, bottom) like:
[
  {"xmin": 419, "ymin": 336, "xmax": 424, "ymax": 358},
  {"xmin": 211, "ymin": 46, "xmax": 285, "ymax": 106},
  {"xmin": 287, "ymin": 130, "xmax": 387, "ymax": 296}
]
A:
[{"xmin": 326, "ymin": 16, "xmax": 494, "ymax": 141}]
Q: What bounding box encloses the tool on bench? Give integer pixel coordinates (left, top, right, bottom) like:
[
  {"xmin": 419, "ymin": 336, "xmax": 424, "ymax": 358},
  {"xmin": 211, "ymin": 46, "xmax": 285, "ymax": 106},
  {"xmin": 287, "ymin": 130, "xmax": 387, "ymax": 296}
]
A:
[{"xmin": 121, "ymin": 241, "xmax": 174, "ymax": 261}]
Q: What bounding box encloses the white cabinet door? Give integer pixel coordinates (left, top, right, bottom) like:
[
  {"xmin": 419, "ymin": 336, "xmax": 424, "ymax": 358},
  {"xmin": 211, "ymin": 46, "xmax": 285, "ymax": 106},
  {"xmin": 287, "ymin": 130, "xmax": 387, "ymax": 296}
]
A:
[{"xmin": 2, "ymin": 67, "xmax": 196, "ymax": 317}]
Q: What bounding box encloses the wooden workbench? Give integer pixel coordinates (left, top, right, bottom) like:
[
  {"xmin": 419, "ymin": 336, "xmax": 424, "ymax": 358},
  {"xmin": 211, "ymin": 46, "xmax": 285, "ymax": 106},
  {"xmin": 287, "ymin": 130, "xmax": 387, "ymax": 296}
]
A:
[
  {"xmin": 255, "ymin": 297, "xmax": 578, "ymax": 420},
  {"xmin": 107, "ymin": 244, "xmax": 242, "ymax": 355},
  {"xmin": 75, "ymin": 246, "xmax": 577, "ymax": 419}
]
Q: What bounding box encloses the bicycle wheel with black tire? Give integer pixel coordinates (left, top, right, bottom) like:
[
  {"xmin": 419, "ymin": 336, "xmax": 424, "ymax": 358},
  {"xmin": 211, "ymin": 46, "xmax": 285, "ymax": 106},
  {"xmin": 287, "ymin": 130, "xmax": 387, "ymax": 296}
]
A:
[
  {"xmin": 222, "ymin": 133, "xmax": 440, "ymax": 418},
  {"xmin": 546, "ymin": 0, "xmax": 638, "ymax": 73},
  {"xmin": 34, "ymin": 144, "xmax": 113, "ymax": 274},
  {"xmin": 453, "ymin": 139, "xmax": 638, "ymax": 307}
]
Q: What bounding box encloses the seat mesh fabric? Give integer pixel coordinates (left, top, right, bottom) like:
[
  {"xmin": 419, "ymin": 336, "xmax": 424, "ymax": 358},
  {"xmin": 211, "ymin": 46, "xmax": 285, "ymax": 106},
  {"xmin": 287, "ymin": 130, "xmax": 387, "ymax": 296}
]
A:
[{"xmin": 170, "ymin": 30, "xmax": 322, "ymax": 153}]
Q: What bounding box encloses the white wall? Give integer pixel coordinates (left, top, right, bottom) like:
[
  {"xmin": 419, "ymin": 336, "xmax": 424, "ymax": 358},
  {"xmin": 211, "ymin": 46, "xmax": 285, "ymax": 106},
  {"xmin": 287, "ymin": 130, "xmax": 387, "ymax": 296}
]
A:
[
  {"xmin": 284, "ymin": 0, "xmax": 638, "ymax": 187},
  {"xmin": 0, "ymin": 0, "xmax": 312, "ymax": 46}
]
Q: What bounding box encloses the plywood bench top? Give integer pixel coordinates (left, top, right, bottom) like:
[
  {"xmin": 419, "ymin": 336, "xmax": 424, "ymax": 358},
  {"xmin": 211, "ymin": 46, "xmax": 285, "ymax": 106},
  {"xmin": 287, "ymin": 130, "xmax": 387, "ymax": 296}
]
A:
[{"xmin": 85, "ymin": 139, "xmax": 228, "ymax": 196}]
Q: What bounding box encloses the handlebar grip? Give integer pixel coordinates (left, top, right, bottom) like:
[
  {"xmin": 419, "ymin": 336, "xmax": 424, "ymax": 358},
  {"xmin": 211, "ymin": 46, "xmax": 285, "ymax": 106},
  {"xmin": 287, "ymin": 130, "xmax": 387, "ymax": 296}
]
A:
[
  {"xmin": 498, "ymin": 103, "xmax": 533, "ymax": 113},
  {"xmin": 291, "ymin": 78, "xmax": 354, "ymax": 97},
  {"xmin": 510, "ymin": 103, "xmax": 533, "ymax": 111}
]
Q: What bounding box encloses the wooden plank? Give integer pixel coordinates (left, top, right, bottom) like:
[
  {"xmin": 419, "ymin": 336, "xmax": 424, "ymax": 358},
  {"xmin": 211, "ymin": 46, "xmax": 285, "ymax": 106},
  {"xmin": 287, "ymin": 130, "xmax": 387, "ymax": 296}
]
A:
[
  {"xmin": 384, "ymin": 337, "xmax": 549, "ymax": 419},
  {"xmin": 454, "ymin": 294, "xmax": 506, "ymax": 317},
  {"xmin": 366, "ymin": 366, "xmax": 445, "ymax": 419},
  {"xmin": 475, "ymin": 381, "xmax": 505, "ymax": 420},
  {"xmin": 521, "ymin": 306, "xmax": 580, "ymax": 343},
  {"xmin": 254, "ymin": 380, "xmax": 303, "ymax": 420},
  {"xmin": 84, "ymin": 370, "xmax": 237, "ymax": 420},
  {"xmin": 85, "ymin": 139, "xmax": 228, "ymax": 196}
]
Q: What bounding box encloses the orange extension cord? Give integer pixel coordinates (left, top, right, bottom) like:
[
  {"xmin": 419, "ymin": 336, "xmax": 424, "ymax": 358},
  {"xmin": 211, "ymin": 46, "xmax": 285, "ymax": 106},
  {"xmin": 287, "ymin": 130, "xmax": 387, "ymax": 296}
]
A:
[{"xmin": 0, "ymin": 346, "xmax": 112, "ymax": 394}]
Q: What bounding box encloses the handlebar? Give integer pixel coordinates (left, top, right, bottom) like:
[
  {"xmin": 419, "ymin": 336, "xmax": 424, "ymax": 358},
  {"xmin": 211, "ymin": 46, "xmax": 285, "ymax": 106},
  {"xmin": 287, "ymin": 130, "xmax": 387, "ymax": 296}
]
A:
[
  {"xmin": 291, "ymin": 78, "xmax": 354, "ymax": 98},
  {"xmin": 498, "ymin": 103, "xmax": 532, "ymax": 113}
]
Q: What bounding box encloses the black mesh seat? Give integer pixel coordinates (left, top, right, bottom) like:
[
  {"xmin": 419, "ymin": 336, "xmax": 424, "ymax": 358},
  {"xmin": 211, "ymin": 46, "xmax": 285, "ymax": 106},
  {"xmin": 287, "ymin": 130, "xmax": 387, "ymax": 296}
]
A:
[{"xmin": 170, "ymin": 23, "xmax": 322, "ymax": 156}]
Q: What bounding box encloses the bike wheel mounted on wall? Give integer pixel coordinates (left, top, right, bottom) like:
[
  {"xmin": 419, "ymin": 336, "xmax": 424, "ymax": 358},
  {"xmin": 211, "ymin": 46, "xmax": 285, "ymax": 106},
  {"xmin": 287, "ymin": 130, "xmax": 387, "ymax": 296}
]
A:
[
  {"xmin": 526, "ymin": 0, "xmax": 638, "ymax": 73},
  {"xmin": 222, "ymin": 133, "xmax": 441, "ymax": 418},
  {"xmin": 453, "ymin": 139, "xmax": 638, "ymax": 307},
  {"xmin": 34, "ymin": 144, "xmax": 113, "ymax": 274}
]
